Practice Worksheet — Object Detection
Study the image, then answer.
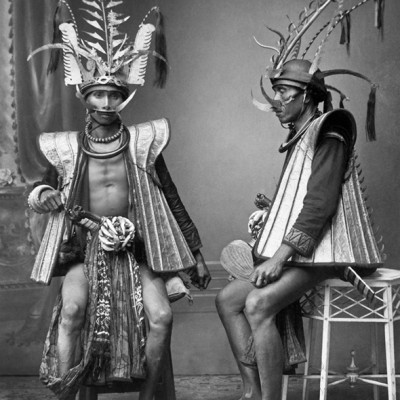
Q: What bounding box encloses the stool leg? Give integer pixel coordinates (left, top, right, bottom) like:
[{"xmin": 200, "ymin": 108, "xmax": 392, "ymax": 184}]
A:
[
  {"xmin": 371, "ymin": 321, "xmax": 380, "ymax": 400},
  {"xmin": 319, "ymin": 285, "xmax": 331, "ymax": 400},
  {"xmin": 281, "ymin": 375, "xmax": 289, "ymax": 400},
  {"xmin": 302, "ymin": 318, "xmax": 315, "ymax": 400},
  {"xmin": 384, "ymin": 285, "xmax": 396, "ymax": 400}
]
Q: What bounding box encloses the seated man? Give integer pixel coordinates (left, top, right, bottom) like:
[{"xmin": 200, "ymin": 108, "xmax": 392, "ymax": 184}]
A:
[
  {"xmin": 215, "ymin": 2, "xmax": 384, "ymax": 399},
  {"xmin": 27, "ymin": 2, "xmax": 210, "ymax": 400}
]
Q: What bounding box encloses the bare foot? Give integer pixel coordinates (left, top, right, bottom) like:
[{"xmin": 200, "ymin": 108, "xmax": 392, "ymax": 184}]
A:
[{"xmin": 239, "ymin": 387, "xmax": 261, "ymax": 400}]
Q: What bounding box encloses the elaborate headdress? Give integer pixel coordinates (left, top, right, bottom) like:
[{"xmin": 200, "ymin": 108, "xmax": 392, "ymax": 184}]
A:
[
  {"xmin": 252, "ymin": 0, "xmax": 385, "ymax": 141},
  {"xmin": 28, "ymin": 0, "xmax": 168, "ymax": 112}
]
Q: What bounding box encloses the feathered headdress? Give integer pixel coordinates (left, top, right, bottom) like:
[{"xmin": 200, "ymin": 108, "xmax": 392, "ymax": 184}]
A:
[
  {"xmin": 252, "ymin": 0, "xmax": 385, "ymax": 141},
  {"xmin": 28, "ymin": 0, "xmax": 168, "ymax": 111}
]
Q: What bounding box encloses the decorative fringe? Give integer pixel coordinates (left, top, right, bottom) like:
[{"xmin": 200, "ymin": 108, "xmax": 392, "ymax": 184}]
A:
[
  {"xmin": 47, "ymin": 1, "xmax": 67, "ymax": 74},
  {"xmin": 366, "ymin": 84, "xmax": 377, "ymax": 141},
  {"xmin": 153, "ymin": 8, "xmax": 168, "ymax": 88},
  {"xmin": 339, "ymin": 13, "xmax": 351, "ymax": 54}
]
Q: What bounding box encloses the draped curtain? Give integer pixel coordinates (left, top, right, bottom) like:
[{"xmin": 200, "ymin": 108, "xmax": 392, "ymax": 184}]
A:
[
  {"xmin": 0, "ymin": 0, "xmax": 18, "ymax": 183},
  {"xmin": 13, "ymin": 0, "xmax": 83, "ymax": 183}
]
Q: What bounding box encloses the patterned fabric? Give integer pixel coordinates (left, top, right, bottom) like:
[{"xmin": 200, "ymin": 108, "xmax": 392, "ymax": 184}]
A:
[
  {"xmin": 283, "ymin": 227, "xmax": 315, "ymax": 257},
  {"xmin": 39, "ymin": 232, "xmax": 146, "ymax": 399}
]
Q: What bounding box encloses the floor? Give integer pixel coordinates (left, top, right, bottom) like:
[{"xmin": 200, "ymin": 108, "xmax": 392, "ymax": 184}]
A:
[{"xmin": 0, "ymin": 375, "xmax": 395, "ymax": 400}]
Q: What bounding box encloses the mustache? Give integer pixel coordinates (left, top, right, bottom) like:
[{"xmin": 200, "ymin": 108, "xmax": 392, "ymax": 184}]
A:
[
  {"xmin": 271, "ymin": 96, "xmax": 297, "ymax": 113},
  {"xmin": 93, "ymin": 109, "xmax": 118, "ymax": 114}
]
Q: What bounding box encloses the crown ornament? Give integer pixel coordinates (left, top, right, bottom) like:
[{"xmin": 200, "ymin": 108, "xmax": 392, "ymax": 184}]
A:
[{"xmin": 28, "ymin": 0, "xmax": 168, "ymax": 111}]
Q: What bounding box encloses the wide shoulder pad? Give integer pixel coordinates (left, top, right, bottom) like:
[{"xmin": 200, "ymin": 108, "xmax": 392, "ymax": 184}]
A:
[
  {"xmin": 316, "ymin": 109, "xmax": 357, "ymax": 150},
  {"xmin": 128, "ymin": 118, "xmax": 170, "ymax": 168},
  {"xmin": 38, "ymin": 131, "xmax": 79, "ymax": 176}
]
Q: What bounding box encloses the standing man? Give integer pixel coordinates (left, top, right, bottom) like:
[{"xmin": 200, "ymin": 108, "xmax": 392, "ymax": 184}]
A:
[
  {"xmin": 27, "ymin": 2, "xmax": 210, "ymax": 399},
  {"xmin": 216, "ymin": 1, "xmax": 384, "ymax": 399}
]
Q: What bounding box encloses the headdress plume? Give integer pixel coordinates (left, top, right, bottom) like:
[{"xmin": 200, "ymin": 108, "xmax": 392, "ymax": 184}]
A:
[
  {"xmin": 28, "ymin": 0, "xmax": 168, "ymax": 110},
  {"xmin": 252, "ymin": 0, "xmax": 384, "ymax": 141}
]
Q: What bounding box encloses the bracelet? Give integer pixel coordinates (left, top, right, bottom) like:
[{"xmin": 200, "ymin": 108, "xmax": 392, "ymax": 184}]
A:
[{"xmin": 28, "ymin": 185, "xmax": 54, "ymax": 213}]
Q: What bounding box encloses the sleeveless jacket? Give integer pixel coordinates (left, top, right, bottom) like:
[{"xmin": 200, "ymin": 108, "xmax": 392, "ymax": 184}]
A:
[
  {"xmin": 31, "ymin": 118, "xmax": 197, "ymax": 284},
  {"xmin": 254, "ymin": 110, "xmax": 383, "ymax": 268}
]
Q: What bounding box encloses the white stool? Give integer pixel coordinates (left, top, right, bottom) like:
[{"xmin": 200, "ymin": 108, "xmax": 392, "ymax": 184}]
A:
[{"xmin": 282, "ymin": 268, "xmax": 400, "ymax": 400}]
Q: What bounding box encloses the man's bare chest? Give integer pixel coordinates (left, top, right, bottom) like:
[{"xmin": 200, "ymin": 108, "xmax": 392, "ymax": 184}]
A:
[{"xmin": 87, "ymin": 155, "xmax": 128, "ymax": 188}]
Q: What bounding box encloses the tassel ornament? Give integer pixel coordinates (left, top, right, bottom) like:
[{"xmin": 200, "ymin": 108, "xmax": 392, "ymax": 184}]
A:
[{"xmin": 366, "ymin": 84, "xmax": 377, "ymax": 141}]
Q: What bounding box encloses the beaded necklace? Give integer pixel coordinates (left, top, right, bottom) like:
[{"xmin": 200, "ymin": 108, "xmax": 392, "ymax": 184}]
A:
[
  {"xmin": 80, "ymin": 126, "xmax": 131, "ymax": 159},
  {"xmin": 85, "ymin": 120, "xmax": 124, "ymax": 143}
]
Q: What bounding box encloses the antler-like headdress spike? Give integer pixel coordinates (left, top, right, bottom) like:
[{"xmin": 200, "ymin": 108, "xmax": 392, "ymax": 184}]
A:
[
  {"xmin": 253, "ymin": 0, "xmax": 384, "ymax": 142},
  {"xmin": 277, "ymin": 0, "xmax": 332, "ymax": 69},
  {"xmin": 309, "ymin": 0, "xmax": 375, "ymax": 73}
]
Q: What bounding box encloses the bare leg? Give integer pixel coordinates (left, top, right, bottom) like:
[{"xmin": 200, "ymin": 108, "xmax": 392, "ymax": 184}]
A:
[
  {"xmin": 57, "ymin": 263, "xmax": 88, "ymax": 377},
  {"xmin": 216, "ymin": 279, "xmax": 262, "ymax": 400},
  {"xmin": 139, "ymin": 265, "xmax": 173, "ymax": 400},
  {"xmin": 245, "ymin": 267, "xmax": 335, "ymax": 400}
]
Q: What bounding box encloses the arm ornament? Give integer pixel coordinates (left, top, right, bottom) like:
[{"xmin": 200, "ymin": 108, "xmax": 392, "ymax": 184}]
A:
[
  {"xmin": 283, "ymin": 227, "xmax": 315, "ymax": 257},
  {"xmin": 27, "ymin": 185, "xmax": 54, "ymax": 214}
]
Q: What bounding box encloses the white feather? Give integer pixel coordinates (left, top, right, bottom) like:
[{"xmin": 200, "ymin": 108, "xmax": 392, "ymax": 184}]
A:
[
  {"xmin": 127, "ymin": 23, "xmax": 155, "ymax": 85},
  {"xmin": 59, "ymin": 23, "xmax": 83, "ymax": 85}
]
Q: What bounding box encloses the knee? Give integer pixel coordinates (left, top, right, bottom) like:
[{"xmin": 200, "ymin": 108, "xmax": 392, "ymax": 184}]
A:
[
  {"xmin": 245, "ymin": 291, "xmax": 275, "ymax": 327},
  {"xmin": 60, "ymin": 301, "xmax": 85, "ymax": 332},
  {"xmin": 148, "ymin": 305, "xmax": 173, "ymax": 333},
  {"xmin": 215, "ymin": 286, "xmax": 234, "ymax": 315}
]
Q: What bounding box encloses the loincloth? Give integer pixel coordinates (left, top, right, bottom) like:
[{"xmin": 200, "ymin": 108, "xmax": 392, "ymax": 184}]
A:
[{"xmin": 39, "ymin": 230, "xmax": 146, "ymax": 400}]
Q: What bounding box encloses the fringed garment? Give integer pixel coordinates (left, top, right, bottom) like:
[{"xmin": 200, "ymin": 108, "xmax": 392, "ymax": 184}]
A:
[{"xmin": 39, "ymin": 231, "xmax": 146, "ymax": 400}]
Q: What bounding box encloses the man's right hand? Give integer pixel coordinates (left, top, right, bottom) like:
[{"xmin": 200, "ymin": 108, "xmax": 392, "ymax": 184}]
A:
[
  {"xmin": 39, "ymin": 189, "xmax": 64, "ymax": 212},
  {"xmin": 248, "ymin": 210, "xmax": 268, "ymax": 234}
]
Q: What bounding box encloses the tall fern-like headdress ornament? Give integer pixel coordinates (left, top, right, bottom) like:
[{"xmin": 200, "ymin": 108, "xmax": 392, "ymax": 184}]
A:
[
  {"xmin": 252, "ymin": 0, "xmax": 385, "ymax": 141},
  {"xmin": 28, "ymin": 0, "xmax": 168, "ymax": 111}
]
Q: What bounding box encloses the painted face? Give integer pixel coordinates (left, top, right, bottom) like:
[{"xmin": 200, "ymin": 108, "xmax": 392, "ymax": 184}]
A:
[
  {"xmin": 86, "ymin": 89, "xmax": 124, "ymax": 125},
  {"xmin": 272, "ymin": 85, "xmax": 305, "ymax": 124}
]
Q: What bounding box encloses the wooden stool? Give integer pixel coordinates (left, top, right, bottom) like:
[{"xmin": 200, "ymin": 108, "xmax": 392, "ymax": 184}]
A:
[
  {"xmin": 282, "ymin": 268, "xmax": 400, "ymax": 400},
  {"xmin": 79, "ymin": 348, "xmax": 176, "ymax": 400}
]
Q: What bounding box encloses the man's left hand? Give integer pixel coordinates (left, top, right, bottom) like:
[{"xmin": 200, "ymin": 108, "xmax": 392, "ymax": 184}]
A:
[{"xmin": 188, "ymin": 250, "xmax": 211, "ymax": 290}]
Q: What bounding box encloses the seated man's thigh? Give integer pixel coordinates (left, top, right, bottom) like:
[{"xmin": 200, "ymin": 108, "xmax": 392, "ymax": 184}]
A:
[{"xmin": 140, "ymin": 265, "xmax": 172, "ymax": 328}]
